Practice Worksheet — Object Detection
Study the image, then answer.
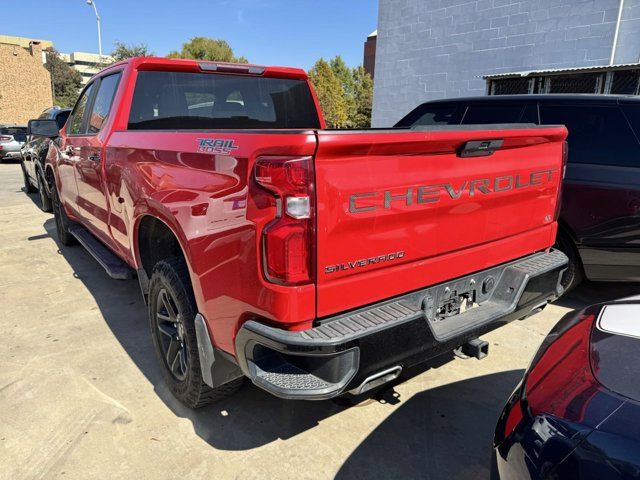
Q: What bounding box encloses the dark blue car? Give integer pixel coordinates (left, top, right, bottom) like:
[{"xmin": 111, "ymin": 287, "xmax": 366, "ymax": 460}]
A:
[{"xmin": 492, "ymin": 296, "xmax": 640, "ymax": 479}]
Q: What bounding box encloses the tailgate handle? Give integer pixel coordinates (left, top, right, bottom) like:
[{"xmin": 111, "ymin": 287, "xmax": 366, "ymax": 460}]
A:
[{"xmin": 458, "ymin": 139, "xmax": 503, "ymax": 158}]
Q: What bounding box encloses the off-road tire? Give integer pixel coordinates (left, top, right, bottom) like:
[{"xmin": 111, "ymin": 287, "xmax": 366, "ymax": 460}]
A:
[
  {"xmin": 555, "ymin": 231, "xmax": 584, "ymax": 294},
  {"xmin": 51, "ymin": 184, "xmax": 77, "ymax": 246},
  {"xmin": 37, "ymin": 173, "xmax": 53, "ymax": 212},
  {"xmin": 22, "ymin": 163, "xmax": 36, "ymax": 193},
  {"xmin": 148, "ymin": 257, "xmax": 243, "ymax": 408}
]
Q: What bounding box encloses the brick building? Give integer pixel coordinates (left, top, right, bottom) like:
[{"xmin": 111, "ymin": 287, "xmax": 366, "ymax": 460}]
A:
[
  {"xmin": 372, "ymin": 0, "xmax": 640, "ymax": 127},
  {"xmin": 364, "ymin": 30, "xmax": 377, "ymax": 79},
  {"xmin": 0, "ymin": 37, "xmax": 53, "ymax": 124}
]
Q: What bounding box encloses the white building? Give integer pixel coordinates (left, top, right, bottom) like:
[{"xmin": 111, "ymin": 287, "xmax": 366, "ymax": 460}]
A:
[{"xmin": 59, "ymin": 51, "xmax": 113, "ymax": 85}]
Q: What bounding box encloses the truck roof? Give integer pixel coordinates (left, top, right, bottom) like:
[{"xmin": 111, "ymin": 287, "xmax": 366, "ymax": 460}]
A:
[{"xmin": 100, "ymin": 56, "xmax": 309, "ymax": 81}]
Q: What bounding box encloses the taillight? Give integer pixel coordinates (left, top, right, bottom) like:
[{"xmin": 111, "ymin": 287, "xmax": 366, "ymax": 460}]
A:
[{"xmin": 254, "ymin": 156, "xmax": 314, "ymax": 285}]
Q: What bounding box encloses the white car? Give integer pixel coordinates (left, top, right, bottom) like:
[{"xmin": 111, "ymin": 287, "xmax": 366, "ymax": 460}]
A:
[{"xmin": 0, "ymin": 125, "xmax": 27, "ymax": 162}]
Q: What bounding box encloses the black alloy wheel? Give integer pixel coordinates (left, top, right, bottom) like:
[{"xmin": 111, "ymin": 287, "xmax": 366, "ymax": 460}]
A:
[{"xmin": 155, "ymin": 287, "xmax": 189, "ymax": 381}]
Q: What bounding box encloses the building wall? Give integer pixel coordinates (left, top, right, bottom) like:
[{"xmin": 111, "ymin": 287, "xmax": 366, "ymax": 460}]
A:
[
  {"xmin": 60, "ymin": 52, "xmax": 114, "ymax": 85},
  {"xmin": 364, "ymin": 32, "xmax": 378, "ymax": 79},
  {"xmin": 372, "ymin": 0, "xmax": 640, "ymax": 127},
  {"xmin": 0, "ymin": 42, "xmax": 53, "ymax": 124}
]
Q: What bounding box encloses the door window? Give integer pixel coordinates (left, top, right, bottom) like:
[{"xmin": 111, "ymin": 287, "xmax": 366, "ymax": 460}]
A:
[
  {"xmin": 540, "ymin": 105, "xmax": 639, "ymax": 167},
  {"xmin": 87, "ymin": 73, "xmax": 121, "ymax": 134},
  {"xmin": 394, "ymin": 103, "xmax": 464, "ymax": 127},
  {"xmin": 67, "ymin": 83, "xmax": 95, "ymax": 135},
  {"xmin": 461, "ymin": 103, "xmax": 525, "ymax": 124}
]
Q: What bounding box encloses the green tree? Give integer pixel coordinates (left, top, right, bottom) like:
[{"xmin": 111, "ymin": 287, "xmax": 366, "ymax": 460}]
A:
[
  {"xmin": 329, "ymin": 56, "xmax": 356, "ymax": 126},
  {"xmin": 110, "ymin": 41, "xmax": 153, "ymax": 62},
  {"xmin": 309, "ymin": 56, "xmax": 374, "ymax": 128},
  {"xmin": 351, "ymin": 66, "xmax": 374, "ymax": 128},
  {"xmin": 308, "ymin": 59, "xmax": 348, "ymax": 128},
  {"xmin": 167, "ymin": 37, "xmax": 248, "ymax": 63},
  {"xmin": 44, "ymin": 48, "xmax": 83, "ymax": 108}
]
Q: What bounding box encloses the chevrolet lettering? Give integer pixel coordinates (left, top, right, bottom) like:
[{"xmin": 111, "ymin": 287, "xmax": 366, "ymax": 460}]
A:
[{"xmin": 349, "ymin": 169, "xmax": 557, "ymax": 213}]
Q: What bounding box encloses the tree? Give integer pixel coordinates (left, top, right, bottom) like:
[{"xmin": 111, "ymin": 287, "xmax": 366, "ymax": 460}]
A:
[
  {"xmin": 308, "ymin": 59, "xmax": 348, "ymax": 128},
  {"xmin": 111, "ymin": 41, "xmax": 153, "ymax": 62},
  {"xmin": 44, "ymin": 48, "xmax": 83, "ymax": 108},
  {"xmin": 329, "ymin": 56, "xmax": 356, "ymax": 126},
  {"xmin": 167, "ymin": 37, "xmax": 248, "ymax": 63},
  {"xmin": 351, "ymin": 66, "xmax": 374, "ymax": 128},
  {"xmin": 309, "ymin": 56, "xmax": 374, "ymax": 128}
]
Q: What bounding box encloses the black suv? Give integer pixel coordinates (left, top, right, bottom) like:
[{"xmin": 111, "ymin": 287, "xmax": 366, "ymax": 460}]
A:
[
  {"xmin": 395, "ymin": 95, "xmax": 640, "ymax": 291},
  {"xmin": 21, "ymin": 107, "xmax": 71, "ymax": 211}
]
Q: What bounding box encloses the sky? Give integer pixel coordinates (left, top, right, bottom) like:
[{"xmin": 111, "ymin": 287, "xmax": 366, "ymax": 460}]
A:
[{"xmin": 4, "ymin": 0, "xmax": 378, "ymax": 70}]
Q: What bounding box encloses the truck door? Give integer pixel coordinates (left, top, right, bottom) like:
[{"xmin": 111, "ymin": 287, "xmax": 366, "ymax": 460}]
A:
[
  {"xmin": 73, "ymin": 72, "xmax": 122, "ymax": 245},
  {"xmin": 58, "ymin": 83, "xmax": 97, "ymax": 213}
]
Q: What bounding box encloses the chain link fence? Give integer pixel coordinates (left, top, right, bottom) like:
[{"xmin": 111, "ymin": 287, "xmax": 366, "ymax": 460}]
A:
[{"xmin": 488, "ymin": 68, "xmax": 640, "ymax": 96}]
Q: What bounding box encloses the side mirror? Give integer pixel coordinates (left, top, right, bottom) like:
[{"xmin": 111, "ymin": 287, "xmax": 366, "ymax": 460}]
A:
[{"xmin": 28, "ymin": 119, "xmax": 60, "ymax": 138}]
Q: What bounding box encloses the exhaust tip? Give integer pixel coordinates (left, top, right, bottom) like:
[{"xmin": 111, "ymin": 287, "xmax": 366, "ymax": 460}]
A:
[{"xmin": 348, "ymin": 365, "xmax": 403, "ymax": 396}]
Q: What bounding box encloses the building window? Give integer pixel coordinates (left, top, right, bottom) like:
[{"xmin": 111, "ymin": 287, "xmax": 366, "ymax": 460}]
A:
[
  {"xmin": 546, "ymin": 73, "xmax": 603, "ymax": 94},
  {"xmin": 610, "ymin": 70, "xmax": 640, "ymax": 95},
  {"xmin": 490, "ymin": 77, "xmax": 532, "ymax": 95}
]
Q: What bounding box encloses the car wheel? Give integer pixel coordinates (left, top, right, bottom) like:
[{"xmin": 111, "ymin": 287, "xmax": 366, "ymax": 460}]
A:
[
  {"xmin": 555, "ymin": 231, "xmax": 584, "ymax": 293},
  {"xmin": 21, "ymin": 163, "xmax": 36, "ymax": 193},
  {"xmin": 51, "ymin": 184, "xmax": 77, "ymax": 246},
  {"xmin": 36, "ymin": 173, "xmax": 53, "ymax": 212},
  {"xmin": 148, "ymin": 257, "xmax": 243, "ymax": 408}
]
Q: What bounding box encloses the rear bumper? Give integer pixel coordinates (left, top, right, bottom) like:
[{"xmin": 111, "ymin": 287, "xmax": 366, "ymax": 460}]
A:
[{"xmin": 235, "ymin": 249, "xmax": 568, "ymax": 400}]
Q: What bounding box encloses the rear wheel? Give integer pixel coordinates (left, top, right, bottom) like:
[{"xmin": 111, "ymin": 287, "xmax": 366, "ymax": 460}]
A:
[
  {"xmin": 21, "ymin": 163, "xmax": 36, "ymax": 193},
  {"xmin": 51, "ymin": 184, "xmax": 77, "ymax": 246},
  {"xmin": 555, "ymin": 231, "xmax": 584, "ymax": 293},
  {"xmin": 36, "ymin": 173, "xmax": 52, "ymax": 212},
  {"xmin": 148, "ymin": 257, "xmax": 242, "ymax": 408}
]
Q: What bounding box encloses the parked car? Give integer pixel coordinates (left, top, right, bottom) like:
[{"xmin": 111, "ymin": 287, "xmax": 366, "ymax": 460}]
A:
[
  {"xmin": 0, "ymin": 125, "xmax": 27, "ymax": 162},
  {"xmin": 30, "ymin": 57, "xmax": 567, "ymax": 407},
  {"xmin": 492, "ymin": 295, "xmax": 640, "ymax": 479},
  {"xmin": 21, "ymin": 107, "xmax": 71, "ymax": 212},
  {"xmin": 395, "ymin": 95, "xmax": 640, "ymax": 291}
]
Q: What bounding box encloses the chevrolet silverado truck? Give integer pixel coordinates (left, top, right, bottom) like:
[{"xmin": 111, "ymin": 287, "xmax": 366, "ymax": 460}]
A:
[{"xmin": 28, "ymin": 57, "xmax": 569, "ymax": 406}]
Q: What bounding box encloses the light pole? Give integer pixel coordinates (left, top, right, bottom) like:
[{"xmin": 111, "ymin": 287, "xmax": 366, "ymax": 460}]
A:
[{"xmin": 86, "ymin": 0, "xmax": 102, "ymax": 60}]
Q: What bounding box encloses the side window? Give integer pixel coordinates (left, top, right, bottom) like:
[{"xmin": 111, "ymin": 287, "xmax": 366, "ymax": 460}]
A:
[
  {"xmin": 540, "ymin": 105, "xmax": 639, "ymax": 167},
  {"xmin": 395, "ymin": 103, "xmax": 464, "ymax": 127},
  {"xmin": 461, "ymin": 103, "xmax": 524, "ymax": 124},
  {"xmin": 67, "ymin": 83, "xmax": 95, "ymax": 135},
  {"xmin": 621, "ymin": 105, "xmax": 640, "ymax": 141},
  {"xmin": 87, "ymin": 73, "xmax": 121, "ymax": 134},
  {"xmin": 520, "ymin": 104, "xmax": 539, "ymax": 124}
]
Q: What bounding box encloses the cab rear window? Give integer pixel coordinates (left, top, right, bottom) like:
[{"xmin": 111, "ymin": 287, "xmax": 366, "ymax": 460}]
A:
[{"xmin": 128, "ymin": 71, "xmax": 320, "ymax": 130}]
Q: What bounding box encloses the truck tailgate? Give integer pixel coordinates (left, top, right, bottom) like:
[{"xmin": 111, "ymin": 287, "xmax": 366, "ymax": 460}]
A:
[{"xmin": 314, "ymin": 126, "xmax": 567, "ymax": 317}]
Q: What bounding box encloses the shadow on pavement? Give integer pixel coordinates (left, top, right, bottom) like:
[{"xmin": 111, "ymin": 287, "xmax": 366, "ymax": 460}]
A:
[
  {"xmin": 335, "ymin": 369, "xmax": 525, "ymax": 480},
  {"xmin": 553, "ymin": 279, "xmax": 640, "ymax": 310}
]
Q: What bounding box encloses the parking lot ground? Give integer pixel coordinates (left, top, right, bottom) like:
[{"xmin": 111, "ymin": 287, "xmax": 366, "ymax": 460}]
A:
[{"xmin": 1, "ymin": 161, "xmax": 638, "ymax": 480}]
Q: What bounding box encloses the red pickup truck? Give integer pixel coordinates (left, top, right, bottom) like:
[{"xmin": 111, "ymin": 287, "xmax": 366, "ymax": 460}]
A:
[{"xmin": 29, "ymin": 57, "xmax": 568, "ymax": 406}]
